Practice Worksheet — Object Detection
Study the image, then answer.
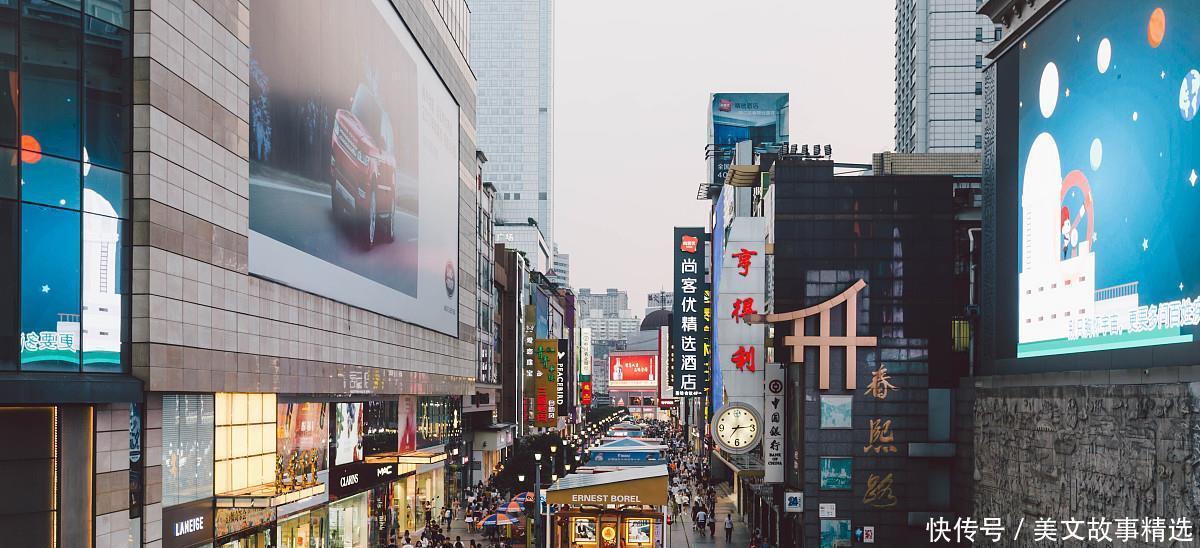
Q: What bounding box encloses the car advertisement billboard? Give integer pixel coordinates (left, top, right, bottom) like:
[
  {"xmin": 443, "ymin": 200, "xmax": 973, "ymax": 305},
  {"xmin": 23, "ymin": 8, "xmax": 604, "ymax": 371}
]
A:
[
  {"xmin": 1014, "ymin": 0, "xmax": 1200, "ymax": 359},
  {"xmin": 609, "ymin": 352, "xmax": 658, "ymax": 389},
  {"xmin": 248, "ymin": 0, "xmax": 460, "ymax": 335}
]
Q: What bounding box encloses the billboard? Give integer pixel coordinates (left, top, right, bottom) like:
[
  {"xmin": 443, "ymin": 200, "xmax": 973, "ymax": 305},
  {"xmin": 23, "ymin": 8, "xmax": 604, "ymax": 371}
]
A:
[
  {"xmin": 533, "ymin": 339, "xmax": 559, "ymax": 427},
  {"xmin": 707, "ymin": 93, "xmax": 789, "ymax": 185},
  {"xmin": 277, "ymin": 402, "xmax": 329, "ymax": 487},
  {"xmin": 1013, "ymin": 0, "xmax": 1200, "ymax": 359},
  {"xmin": 332, "ymin": 402, "xmax": 364, "ymax": 466},
  {"xmin": 609, "ymin": 352, "xmax": 658, "ymax": 389},
  {"xmin": 672, "ymin": 227, "xmax": 710, "ymax": 397},
  {"xmin": 248, "ymin": 0, "xmax": 460, "ymax": 335}
]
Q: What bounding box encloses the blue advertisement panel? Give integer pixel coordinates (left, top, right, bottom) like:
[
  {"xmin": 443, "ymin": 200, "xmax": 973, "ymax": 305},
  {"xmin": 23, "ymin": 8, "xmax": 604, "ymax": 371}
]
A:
[
  {"xmin": 1016, "ymin": 0, "xmax": 1200, "ymax": 358},
  {"xmin": 707, "ymin": 93, "xmax": 789, "ymax": 186}
]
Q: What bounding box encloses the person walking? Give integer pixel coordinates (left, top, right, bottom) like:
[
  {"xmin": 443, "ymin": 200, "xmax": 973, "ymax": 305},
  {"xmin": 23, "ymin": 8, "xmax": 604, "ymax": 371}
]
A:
[
  {"xmin": 725, "ymin": 514, "xmax": 734, "ymax": 542},
  {"xmin": 696, "ymin": 507, "xmax": 707, "ymax": 537}
]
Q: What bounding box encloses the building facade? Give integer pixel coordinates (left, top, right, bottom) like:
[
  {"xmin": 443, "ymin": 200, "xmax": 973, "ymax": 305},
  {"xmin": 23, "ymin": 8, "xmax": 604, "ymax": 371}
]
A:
[
  {"xmin": 471, "ymin": 0, "xmax": 555, "ymax": 248},
  {"xmin": 550, "ymin": 243, "xmax": 570, "ymax": 287},
  {"xmin": 577, "ymin": 288, "xmax": 629, "ymax": 320},
  {"xmin": 0, "ymin": 0, "xmax": 485, "ymax": 546},
  {"xmin": 895, "ymin": 0, "xmax": 1001, "ymax": 152}
]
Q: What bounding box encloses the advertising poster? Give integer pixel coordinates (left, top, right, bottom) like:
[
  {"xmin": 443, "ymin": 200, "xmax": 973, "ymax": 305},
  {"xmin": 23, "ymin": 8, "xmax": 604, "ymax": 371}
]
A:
[
  {"xmin": 573, "ymin": 517, "xmax": 597, "ymax": 543},
  {"xmin": 397, "ymin": 395, "xmax": 418, "ymax": 452},
  {"xmin": 608, "ymin": 352, "xmax": 658, "ymax": 389},
  {"xmin": 533, "ymin": 339, "xmax": 559, "ymax": 427},
  {"xmin": 819, "ymin": 457, "xmax": 852, "ymax": 490},
  {"xmin": 671, "ymin": 226, "xmax": 709, "ymax": 397},
  {"xmin": 1016, "ymin": 0, "xmax": 1200, "ymax": 358},
  {"xmin": 248, "ymin": 0, "xmax": 460, "ymax": 335},
  {"xmin": 333, "ymin": 403, "xmax": 364, "ymax": 466},
  {"xmin": 820, "ymin": 396, "xmax": 853, "ymax": 429},
  {"xmin": 820, "ymin": 519, "xmax": 852, "ymax": 548},
  {"xmin": 277, "ymin": 402, "xmax": 329, "ymax": 487},
  {"xmin": 707, "ymin": 93, "xmax": 790, "ymax": 186}
]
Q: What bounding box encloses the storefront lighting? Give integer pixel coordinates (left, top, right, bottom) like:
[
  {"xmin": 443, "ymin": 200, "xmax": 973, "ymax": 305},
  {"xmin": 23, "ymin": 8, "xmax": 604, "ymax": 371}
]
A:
[
  {"xmin": 550, "ymin": 445, "xmax": 557, "ymax": 454},
  {"xmin": 535, "ymin": 453, "xmax": 542, "ymax": 461}
]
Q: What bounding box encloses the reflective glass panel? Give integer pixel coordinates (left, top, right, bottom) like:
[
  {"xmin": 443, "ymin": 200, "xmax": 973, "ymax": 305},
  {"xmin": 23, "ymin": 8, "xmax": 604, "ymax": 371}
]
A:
[
  {"xmin": 84, "ymin": 15, "xmax": 129, "ymax": 172},
  {"xmin": 81, "ymin": 212, "xmax": 121, "ymax": 372},
  {"xmin": 21, "ymin": 1, "xmax": 82, "ymax": 161},
  {"xmin": 21, "ymin": 153, "xmax": 80, "ymax": 209},
  {"xmin": 20, "ymin": 202, "xmax": 81, "ymax": 371}
]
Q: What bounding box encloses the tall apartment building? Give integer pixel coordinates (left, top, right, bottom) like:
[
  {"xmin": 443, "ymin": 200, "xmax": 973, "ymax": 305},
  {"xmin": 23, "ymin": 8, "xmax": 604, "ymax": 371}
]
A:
[
  {"xmin": 471, "ymin": 0, "xmax": 556, "ymax": 255},
  {"xmin": 895, "ymin": 0, "xmax": 1001, "ymax": 152},
  {"xmin": 645, "ymin": 291, "xmax": 673, "ymax": 316},
  {"xmin": 0, "ymin": 0, "xmax": 482, "ymax": 545},
  {"xmin": 550, "ymin": 243, "xmax": 570, "ymax": 287}
]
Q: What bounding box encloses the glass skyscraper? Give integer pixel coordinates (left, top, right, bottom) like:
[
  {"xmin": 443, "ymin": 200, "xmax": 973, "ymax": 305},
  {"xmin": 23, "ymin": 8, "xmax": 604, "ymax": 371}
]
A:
[{"xmin": 471, "ymin": 0, "xmax": 555, "ymax": 255}]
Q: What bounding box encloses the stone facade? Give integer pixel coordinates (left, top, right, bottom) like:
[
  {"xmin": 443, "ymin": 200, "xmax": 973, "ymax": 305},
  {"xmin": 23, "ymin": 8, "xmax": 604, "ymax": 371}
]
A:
[{"xmin": 973, "ymin": 381, "xmax": 1200, "ymax": 547}]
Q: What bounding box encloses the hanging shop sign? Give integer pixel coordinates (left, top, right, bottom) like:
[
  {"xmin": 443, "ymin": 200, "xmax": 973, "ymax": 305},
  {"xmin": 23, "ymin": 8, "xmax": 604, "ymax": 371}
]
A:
[
  {"xmin": 162, "ymin": 499, "xmax": 214, "ymax": 548},
  {"xmin": 716, "ymin": 217, "xmax": 766, "ymax": 413},
  {"xmin": 557, "ymin": 337, "xmax": 569, "ymax": 415},
  {"xmin": 328, "ymin": 460, "xmax": 399, "ymax": 500},
  {"xmin": 784, "ymin": 492, "xmax": 804, "ymax": 513},
  {"xmin": 533, "ymin": 339, "xmax": 559, "ymax": 427},
  {"xmin": 129, "ymin": 402, "xmax": 143, "ymax": 518},
  {"xmin": 763, "ymin": 362, "xmax": 785, "ymax": 483},
  {"xmin": 523, "ymin": 305, "xmax": 537, "ymax": 424},
  {"xmin": 672, "ymin": 227, "xmax": 710, "ymax": 397}
]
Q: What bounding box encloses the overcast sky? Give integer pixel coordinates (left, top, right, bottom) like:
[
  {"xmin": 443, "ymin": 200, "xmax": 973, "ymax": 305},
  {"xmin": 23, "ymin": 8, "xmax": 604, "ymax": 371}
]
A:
[{"xmin": 554, "ymin": 0, "xmax": 897, "ymax": 314}]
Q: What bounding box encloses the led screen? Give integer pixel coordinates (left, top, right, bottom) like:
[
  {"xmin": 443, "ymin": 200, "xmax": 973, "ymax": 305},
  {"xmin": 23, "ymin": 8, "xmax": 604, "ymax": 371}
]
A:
[
  {"xmin": 249, "ymin": 0, "xmax": 460, "ymax": 335},
  {"xmin": 1017, "ymin": 0, "xmax": 1200, "ymax": 357}
]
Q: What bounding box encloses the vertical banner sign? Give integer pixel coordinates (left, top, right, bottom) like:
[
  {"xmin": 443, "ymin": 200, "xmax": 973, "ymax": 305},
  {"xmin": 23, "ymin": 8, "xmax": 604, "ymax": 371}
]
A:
[
  {"xmin": 764, "ymin": 363, "xmax": 785, "ymax": 483},
  {"xmin": 672, "ymin": 227, "xmax": 709, "ymax": 397},
  {"xmin": 579, "ymin": 327, "xmax": 593, "ymax": 407},
  {"xmin": 717, "ymin": 217, "xmax": 767, "ymax": 415},
  {"xmin": 129, "ymin": 402, "xmax": 144, "ymax": 518},
  {"xmin": 523, "ymin": 305, "xmax": 537, "ymax": 424},
  {"xmin": 557, "ymin": 338, "xmax": 568, "ymax": 416},
  {"xmin": 534, "ymin": 339, "xmax": 559, "ymax": 428}
]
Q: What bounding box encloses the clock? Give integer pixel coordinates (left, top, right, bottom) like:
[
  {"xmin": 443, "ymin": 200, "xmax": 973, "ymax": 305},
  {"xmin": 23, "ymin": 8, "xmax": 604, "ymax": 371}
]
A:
[{"xmin": 712, "ymin": 402, "xmax": 763, "ymax": 454}]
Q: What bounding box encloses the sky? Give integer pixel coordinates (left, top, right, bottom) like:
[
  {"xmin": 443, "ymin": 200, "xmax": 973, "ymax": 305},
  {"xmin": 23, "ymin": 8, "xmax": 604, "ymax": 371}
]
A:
[{"xmin": 555, "ymin": 0, "xmax": 897, "ymax": 315}]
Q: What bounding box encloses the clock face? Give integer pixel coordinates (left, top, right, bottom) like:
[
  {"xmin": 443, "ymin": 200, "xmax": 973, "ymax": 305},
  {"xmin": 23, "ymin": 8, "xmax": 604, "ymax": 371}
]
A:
[{"xmin": 714, "ymin": 404, "xmax": 760, "ymax": 453}]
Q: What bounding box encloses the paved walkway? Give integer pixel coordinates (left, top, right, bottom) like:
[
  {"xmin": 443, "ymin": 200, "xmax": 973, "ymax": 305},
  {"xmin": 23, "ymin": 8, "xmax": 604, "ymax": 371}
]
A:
[{"xmin": 667, "ymin": 483, "xmax": 752, "ymax": 548}]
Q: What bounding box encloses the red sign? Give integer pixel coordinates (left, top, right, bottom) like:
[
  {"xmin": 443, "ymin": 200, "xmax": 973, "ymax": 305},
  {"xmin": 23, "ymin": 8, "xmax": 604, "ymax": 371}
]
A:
[
  {"xmin": 732, "ymin": 248, "xmax": 757, "ymax": 276},
  {"xmin": 732, "ymin": 345, "xmax": 756, "ymax": 372},
  {"xmin": 719, "ymin": 98, "xmax": 732, "ymax": 112},
  {"xmin": 680, "ymin": 235, "xmax": 699, "ymax": 254},
  {"xmin": 731, "ymin": 297, "xmax": 757, "ymax": 323},
  {"xmin": 580, "ymin": 381, "xmax": 593, "ymax": 406},
  {"xmin": 608, "ymin": 353, "xmax": 658, "ymax": 388}
]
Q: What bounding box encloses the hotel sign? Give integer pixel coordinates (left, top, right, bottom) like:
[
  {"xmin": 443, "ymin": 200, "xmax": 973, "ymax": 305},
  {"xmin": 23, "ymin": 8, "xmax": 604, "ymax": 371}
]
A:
[{"xmin": 672, "ymin": 227, "xmax": 709, "ymax": 397}]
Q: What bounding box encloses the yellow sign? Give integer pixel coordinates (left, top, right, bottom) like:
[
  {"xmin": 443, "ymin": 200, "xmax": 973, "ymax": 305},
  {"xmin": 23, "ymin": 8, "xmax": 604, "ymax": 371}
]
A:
[
  {"xmin": 601, "ymin": 526, "xmax": 617, "ymax": 542},
  {"xmin": 545, "ymin": 475, "xmax": 668, "ymax": 506}
]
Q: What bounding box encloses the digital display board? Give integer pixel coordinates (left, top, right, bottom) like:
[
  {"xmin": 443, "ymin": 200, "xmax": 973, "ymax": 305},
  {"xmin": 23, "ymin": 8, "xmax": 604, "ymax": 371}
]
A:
[
  {"xmin": 249, "ymin": 0, "xmax": 460, "ymax": 335},
  {"xmin": 1014, "ymin": 0, "xmax": 1200, "ymax": 359}
]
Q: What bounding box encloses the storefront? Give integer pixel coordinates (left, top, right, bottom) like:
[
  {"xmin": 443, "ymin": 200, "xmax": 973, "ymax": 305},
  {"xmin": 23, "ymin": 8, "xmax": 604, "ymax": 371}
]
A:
[
  {"xmin": 545, "ymin": 465, "xmax": 669, "ymax": 548},
  {"xmin": 276, "ymin": 508, "xmax": 327, "ymax": 548},
  {"xmin": 328, "ymin": 493, "xmax": 370, "ymax": 548},
  {"xmin": 163, "ymin": 498, "xmax": 216, "ymax": 548},
  {"xmin": 472, "ymin": 423, "xmax": 515, "ymax": 485}
]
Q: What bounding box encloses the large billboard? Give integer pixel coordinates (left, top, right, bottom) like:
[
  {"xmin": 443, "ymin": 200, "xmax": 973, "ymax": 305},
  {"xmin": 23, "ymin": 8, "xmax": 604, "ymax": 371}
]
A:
[
  {"xmin": 1013, "ymin": 0, "xmax": 1200, "ymax": 359},
  {"xmin": 248, "ymin": 0, "xmax": 460, "ymax": 335},
  {"xmin": 609, "ymin": 352, "xmax": 659, "ymax": 389},
  {"xmin": 672, "ymin": 227, "xmax": 710, "ymax": 397},
  {"xmin": 707, "ymin": 93, "xmax": 789, "ymax": 185}
]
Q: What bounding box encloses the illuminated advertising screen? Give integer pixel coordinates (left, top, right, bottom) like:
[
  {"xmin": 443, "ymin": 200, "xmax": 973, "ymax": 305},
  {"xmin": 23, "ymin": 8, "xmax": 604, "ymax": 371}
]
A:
[
  {"xmin": 707, "ymin": 93, "xmax": 789, "ymax": 185},
  {"xmin": 277, "ymin": 402, "xmax": 329, "ymax": 486},
  {"xmin": 332, "ymin": 403, "xmax": 364, "ymax": 466},
  {"xmin": 1014, "ymin": 0, "xmax": 1200, "ymax": 359},
  {"xmin": 248, "ymin": 0, "xmax": 460, "ymax": 335},
  {"xmin": 609, "ymin": 352, "xmax": 658, "ymax": 389}
]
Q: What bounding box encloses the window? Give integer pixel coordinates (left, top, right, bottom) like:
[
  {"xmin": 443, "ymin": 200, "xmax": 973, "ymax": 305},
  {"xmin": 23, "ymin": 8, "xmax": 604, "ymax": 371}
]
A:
[
  {"xmin": 995, "ymin": 27, "xmax": 1003, "ymax": 41},
  {"xmin": 22, "ymin": 5, "xmax": 82, "ymax": 161},
  {"xmin": 975, "ymin": 82, "xmax": 983, "ymax": 95},
  {"xmin": 538, "ymin": 192, "xmax": 547, "ymax": 200},
  {"xmin": 975, "ymin": 135, "xmax": 983, "ymax": 149},
  {"xmin": 975, "ymin": 27, "xmax": 982, "ymax": 42},
  {"xmin": 513, "ymin": 193, "xmax": 521, "ymax": 200},
  {"xmin": 975, "ymin": 109, "xmax": 983, "ymax": 122},
  {"xmin": 975, "ymin": 55, "xmax": 983, "ymax": 69},
  {"xmin": 21, "ymin": 203, "xmax": 82, "ymax": 372}
]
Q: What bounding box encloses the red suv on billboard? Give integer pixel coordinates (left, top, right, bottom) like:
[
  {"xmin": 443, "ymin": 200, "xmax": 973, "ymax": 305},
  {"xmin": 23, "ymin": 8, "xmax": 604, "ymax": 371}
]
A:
[{"xmin": 330, "ymin": 84, "xmax": 397, "ymax": 248}]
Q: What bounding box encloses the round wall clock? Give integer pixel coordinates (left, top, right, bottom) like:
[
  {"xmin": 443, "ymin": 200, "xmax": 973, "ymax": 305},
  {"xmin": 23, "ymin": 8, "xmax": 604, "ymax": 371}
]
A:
[{"xmin": 711, "ymin": 402, "xmax": 763, "ymax": 454}]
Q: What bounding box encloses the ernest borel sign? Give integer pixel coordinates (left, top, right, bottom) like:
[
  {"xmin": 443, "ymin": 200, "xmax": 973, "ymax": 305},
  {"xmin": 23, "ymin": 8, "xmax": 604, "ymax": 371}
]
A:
[{"xmin": 162, "ymin": 499, "xmax": 214, "ymax": 548}]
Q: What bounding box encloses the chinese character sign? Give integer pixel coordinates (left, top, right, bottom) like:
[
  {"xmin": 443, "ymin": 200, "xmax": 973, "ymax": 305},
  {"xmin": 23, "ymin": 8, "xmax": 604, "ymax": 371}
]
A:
[
  {"xmin": 523, "ymin": 305, "xmax": 537, "ymax": 424},
  {"xmin": 533, "ymin": 339, "xmax": 559, "ymax": 428},
  {"xmin": 764, "ymin": 363, "xmax": 785, "ymax": 483},
  {"xmin": 672, "ymin": 227, "xmax": 710, "ymax": 397},
  {"xmin": 715, "ymin": 217, "xmax": 766, "ymax": 408}
]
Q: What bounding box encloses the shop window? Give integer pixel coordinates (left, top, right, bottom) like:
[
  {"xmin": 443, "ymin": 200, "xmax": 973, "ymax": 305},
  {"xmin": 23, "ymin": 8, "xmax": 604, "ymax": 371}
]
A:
[
  {"xmin": 21, "ymin": 4, "xmax": 82, "ymax": 161},
  {"xmin": 20, "ymin": 202, "xmax": 80, "ymax": 371},
  {"xmin": 83, "ymin": 15, "xmax": 131, "ymax": 172},
  {"xmin": 21, "ymin": 153, "xmax": 81, "ymax": 209},
  {"xmin": 162, "ymin": 394, "xmax": 216, "ymax": 506},
  {"xmin": 952, "ymin": 318, "xmax": 971, "ymax": 352},
  {"xmin": 214, "ymin": 392, "xmax": 277, "ymax": 495}
]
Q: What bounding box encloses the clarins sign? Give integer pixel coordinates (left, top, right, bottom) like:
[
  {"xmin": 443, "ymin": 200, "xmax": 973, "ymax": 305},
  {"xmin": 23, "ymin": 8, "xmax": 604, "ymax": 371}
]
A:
[
  {"xmin": 329, "ymin": 460, "xmax": 399, "ymax": 499},
  {"xmin": 162, "ymin": 499, "xmax": 214, "ymax": 548}
]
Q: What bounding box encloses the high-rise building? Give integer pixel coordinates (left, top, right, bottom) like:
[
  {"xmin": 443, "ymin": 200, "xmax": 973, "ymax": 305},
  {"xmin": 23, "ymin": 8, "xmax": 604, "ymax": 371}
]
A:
[
  {"xmin": 472, "ymin": 0, "xmax": 556, "ymax": 249},
  {"xmin": 550, "ymin": 243, "xmax": 570, "ymax": 287},
  {"xmin": 576, "ymin": 288, "xmax": 629, "ymax": 320},
  {"xmin": 894, "ymin": 0, "xmax": 1001, "ymax": 152}
]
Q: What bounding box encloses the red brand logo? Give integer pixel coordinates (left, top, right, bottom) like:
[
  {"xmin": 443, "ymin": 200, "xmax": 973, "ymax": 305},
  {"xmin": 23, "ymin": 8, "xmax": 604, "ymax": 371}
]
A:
[
  {"xmin": 680, "ymin": 235, "xmax": 699, "ymax": 253},
  {"xmin": 719, "ymin": 99, "xmax": 732, "ymax": 112}
]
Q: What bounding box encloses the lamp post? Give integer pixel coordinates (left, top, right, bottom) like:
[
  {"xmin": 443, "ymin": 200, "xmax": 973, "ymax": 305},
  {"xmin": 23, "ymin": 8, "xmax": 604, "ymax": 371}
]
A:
[{"xmin": 533, "ymin": 452, "xmax": 542, "ymax": 548}]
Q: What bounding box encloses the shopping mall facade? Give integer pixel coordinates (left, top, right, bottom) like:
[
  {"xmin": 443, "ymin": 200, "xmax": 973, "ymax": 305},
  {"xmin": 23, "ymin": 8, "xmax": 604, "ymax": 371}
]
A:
[{"xmin": 0, "ymin": 0, "xmax": 482, "ymax": 546}]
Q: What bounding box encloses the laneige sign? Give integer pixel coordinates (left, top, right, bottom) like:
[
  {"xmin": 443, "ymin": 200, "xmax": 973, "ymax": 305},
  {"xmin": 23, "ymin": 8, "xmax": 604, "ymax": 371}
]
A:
[{"xmin": 161, "ymin": 499, "xmax": 214, "ymax": 548}]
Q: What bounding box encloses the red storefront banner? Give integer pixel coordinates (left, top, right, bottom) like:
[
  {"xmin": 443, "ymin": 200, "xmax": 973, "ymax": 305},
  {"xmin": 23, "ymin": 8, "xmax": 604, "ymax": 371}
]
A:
[
  {"xmin": 609, "ymin": 352, "xmax": 658, "ymax": 388},
  {"xmin": 580, "ymin": 381, "xmax": 593, "ymax": 406}
]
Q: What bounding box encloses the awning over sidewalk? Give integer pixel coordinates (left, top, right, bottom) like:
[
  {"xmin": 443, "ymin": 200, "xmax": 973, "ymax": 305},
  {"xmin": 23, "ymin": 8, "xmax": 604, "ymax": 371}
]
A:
[{"xmin": 545, "ymin": 465, "xmax": 669, "ymax": 507}]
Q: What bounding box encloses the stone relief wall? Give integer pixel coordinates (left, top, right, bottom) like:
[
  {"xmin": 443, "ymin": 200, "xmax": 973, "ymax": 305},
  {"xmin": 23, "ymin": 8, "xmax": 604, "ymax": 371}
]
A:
[{"xmin": 974, "ymin": 383, "xmax": 1199, "ymax": 547}]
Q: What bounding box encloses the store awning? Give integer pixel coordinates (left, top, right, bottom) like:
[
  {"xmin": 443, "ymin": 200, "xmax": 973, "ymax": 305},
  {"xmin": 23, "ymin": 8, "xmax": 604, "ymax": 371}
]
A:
[
  {"xmin": 366, "ymin": 448, "xmax": 447, "ymax": 465},
  {"xmin": 545, "ymin": 465, "xmax": 669, "ymax": 507}
]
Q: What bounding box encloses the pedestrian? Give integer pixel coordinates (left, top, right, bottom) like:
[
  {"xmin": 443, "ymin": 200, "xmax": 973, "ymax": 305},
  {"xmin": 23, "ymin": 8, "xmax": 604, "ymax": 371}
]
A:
[
  {"xmin": 709, "ymin": 515, "xmax": 716, "ymax": 538},
  {"xmin": 444, "ymin": 507, "xmax": 453, "ymax": 530},
  {"xmin": 725, "ymin": 514, "xmax": 734, "ymax": 542},
  {"xmin": 696, "ymin": 507, "xmax": 707, "ymax": 536}
]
